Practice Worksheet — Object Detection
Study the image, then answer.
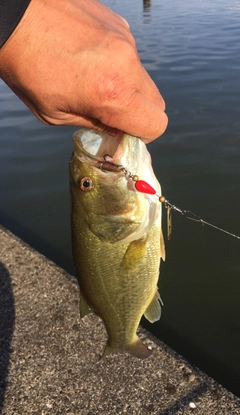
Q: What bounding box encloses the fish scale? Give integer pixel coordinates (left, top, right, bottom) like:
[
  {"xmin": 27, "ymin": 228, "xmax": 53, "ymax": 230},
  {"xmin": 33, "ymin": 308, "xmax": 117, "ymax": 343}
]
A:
[{"xmin": 70, "ymin": 128, "xmax": 165, "ymax": 358}]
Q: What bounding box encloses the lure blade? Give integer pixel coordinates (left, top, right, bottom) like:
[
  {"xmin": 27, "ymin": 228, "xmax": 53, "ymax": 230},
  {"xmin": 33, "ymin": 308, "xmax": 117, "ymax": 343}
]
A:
[{"xmin": 167, "ymin": 206, "xmax": 172, "ymax": 240}]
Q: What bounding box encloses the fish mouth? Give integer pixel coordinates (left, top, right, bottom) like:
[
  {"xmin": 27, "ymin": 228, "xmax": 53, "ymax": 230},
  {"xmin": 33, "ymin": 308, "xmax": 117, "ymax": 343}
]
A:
[
  {"xmin": 73, "ymin": 129, "xmax": 124, "ymax": 170},
  {"xmin": 72, "ymin": 129, "xmax": 147, "ymax": 179}
]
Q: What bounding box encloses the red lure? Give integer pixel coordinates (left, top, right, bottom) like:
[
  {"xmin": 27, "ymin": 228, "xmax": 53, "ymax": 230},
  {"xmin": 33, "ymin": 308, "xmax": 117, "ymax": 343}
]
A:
[{"xmin": 135, "ymin": 180, "xmax": 156, "ymax": 195}]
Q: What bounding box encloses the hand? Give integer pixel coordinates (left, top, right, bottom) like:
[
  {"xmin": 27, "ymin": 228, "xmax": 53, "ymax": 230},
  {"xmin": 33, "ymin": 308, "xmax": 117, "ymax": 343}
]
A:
[{"xmin": 0, "ymin": 0, "xmax": 167, "ymax": 142}]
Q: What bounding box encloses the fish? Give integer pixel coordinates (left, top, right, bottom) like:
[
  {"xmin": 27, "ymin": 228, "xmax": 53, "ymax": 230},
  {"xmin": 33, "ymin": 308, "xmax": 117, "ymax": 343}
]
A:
[{"xmin": 69, "ymin": 128, "xmax": 165, "ymax": 359}]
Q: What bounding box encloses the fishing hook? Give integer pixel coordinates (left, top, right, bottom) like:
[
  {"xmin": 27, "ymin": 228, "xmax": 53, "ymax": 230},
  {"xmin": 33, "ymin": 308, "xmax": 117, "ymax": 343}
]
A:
[
  {"xmin": 100, "ymin": 154, "xmax": 132, "ymax": 177},
  {"xmin": 99, "ymin": 154, "xmax": 120, "ymax": 172}
]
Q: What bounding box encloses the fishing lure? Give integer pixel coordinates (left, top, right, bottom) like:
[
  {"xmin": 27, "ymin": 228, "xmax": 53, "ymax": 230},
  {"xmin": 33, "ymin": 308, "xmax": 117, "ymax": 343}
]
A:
[{"xmin": 100, "ymin": 154, "xmax": 240, "ymax": 241}]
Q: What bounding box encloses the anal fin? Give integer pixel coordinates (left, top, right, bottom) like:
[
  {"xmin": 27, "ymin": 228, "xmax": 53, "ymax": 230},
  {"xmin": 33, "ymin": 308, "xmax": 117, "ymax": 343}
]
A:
[
  {"xmin": 160, "ymin": 228, "xmax": 166, "ymax": 261},
  {"xmin": 144, "ymin": 289, "xmax": 163, "ymax": 323}
]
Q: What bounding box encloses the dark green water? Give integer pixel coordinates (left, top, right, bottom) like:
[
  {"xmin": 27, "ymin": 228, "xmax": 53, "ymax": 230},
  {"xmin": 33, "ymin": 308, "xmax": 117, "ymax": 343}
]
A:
[{"xmin": 0, "ymin": 0, "xmax": 240, "ymax": 396}]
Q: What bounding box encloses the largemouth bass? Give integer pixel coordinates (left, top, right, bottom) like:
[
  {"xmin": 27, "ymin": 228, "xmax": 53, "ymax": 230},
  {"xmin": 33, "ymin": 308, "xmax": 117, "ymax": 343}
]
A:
[{"xmin": 70, "ymin": 128, "xmax": 165, "ymax": 359}]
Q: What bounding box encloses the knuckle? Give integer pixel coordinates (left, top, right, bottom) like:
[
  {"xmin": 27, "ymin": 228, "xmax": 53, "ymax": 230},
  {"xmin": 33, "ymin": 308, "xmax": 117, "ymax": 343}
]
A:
[
  {"xmin": 97, "ymin": 73, "xmax": 125, "ymax": 103},
  {"xmin": 95, "ymin": 46, "xmax": 139, "ymax": 105}
]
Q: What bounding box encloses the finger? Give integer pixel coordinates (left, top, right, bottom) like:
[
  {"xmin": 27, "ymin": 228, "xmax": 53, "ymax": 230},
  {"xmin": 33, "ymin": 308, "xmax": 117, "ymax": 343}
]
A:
[
  {"xmin": 134, "ymin": 66, "xmax": 166, "ymax": 112},
  {"xmin": 40, "ymin": 112, "xmax": 121, "ymax": 136},
  {"xmin": 106, "ymin": 92, "xmax": 168, "ymax": 142},
  {"xmin": 38, "ymin": 105, "xmax": 167, "ymax": 141},
  {"xmin": 93, "ymin": 84, "xmax": 168, "ymax": 142},
  {"xmin": 120, "ymin": 16, "xmax": 130, "ymax": 29},
  {"xmin": 86, "ymin": 1, "xmax": 132, "ymax": 42}
]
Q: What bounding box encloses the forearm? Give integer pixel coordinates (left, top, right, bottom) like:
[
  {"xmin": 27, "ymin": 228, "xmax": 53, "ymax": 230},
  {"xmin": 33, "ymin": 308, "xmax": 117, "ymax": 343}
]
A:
[{"xmin": 0, "ymin": 0, "xmax": 31, "ymax": 47}]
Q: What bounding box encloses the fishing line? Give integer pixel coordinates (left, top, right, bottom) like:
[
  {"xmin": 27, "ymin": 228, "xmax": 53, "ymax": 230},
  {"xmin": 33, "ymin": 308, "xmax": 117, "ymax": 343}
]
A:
[
  {"xmin": 159, "ymin": 197, "xmax": 240, "ymax": 241},
  {"xmin": 100, "ymin": 154, "xmax": 240, "ymax": 242}
]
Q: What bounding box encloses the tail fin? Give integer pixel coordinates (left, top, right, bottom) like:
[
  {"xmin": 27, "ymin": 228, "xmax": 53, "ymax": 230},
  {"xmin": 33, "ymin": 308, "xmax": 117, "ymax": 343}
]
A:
[
  {"xmin": 102, "ymin": 336, "xmax": 152, "ymax": 360},
  {"xmin": 126, "ymin": 337, "xmax": 153, "ymax": 359}
]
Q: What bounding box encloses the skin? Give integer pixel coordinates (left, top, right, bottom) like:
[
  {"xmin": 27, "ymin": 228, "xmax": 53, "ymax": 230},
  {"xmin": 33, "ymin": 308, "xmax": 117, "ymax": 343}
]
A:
[{"xmin": 0, "ymin": 0, "xmax": 168, "ymax": 142}]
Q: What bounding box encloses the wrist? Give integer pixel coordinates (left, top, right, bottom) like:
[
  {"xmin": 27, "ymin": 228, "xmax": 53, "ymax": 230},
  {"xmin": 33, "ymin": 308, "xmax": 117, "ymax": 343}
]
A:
[
  {"xmin": 0, "ymin": 0, "xmax": 37, "ymax": 84},
  {"xmin": 0, "ymin": 0, "xmax": 31, "ymax": 48}
]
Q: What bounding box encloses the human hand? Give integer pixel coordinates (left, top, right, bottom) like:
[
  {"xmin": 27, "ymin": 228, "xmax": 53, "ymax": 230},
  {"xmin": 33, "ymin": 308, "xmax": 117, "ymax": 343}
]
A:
[{"xmin": 0, "ymin": 0, "xmax": 167, "ymax": 142}]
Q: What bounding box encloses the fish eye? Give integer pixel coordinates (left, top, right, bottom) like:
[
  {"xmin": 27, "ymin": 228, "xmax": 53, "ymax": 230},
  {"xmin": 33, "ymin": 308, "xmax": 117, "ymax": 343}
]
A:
[{"xmin": 80, "ymin": 177, "xmax": 93, "ymax": 191}]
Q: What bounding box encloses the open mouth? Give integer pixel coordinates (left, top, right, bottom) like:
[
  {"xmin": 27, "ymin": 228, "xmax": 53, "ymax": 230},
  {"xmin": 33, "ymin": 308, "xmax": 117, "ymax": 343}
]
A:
[
  {"xmin": 74, "ymin": 129, "xmax": 123, "ymax": 161},
  {"xmin": 73, "ymin": 129, "xmax": 128, "ymax": 176}
]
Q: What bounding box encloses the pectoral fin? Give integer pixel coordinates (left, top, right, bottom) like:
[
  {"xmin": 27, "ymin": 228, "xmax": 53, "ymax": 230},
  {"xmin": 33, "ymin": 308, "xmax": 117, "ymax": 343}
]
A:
[
  {"xmin": 144, "ymin": 289, "xmax": 163, "ymax": 323},
  {"xmin": 121, "ymin": 236, "xmax": 148, "ymax": 272}
]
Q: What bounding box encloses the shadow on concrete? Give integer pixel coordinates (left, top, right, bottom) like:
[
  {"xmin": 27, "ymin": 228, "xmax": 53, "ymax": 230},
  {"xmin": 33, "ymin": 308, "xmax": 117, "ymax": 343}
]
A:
[
  {"xmin": 0, "ymin": 262, "xmax": 15, "ymax": 412},
  {"xmin": 160, "ymin": 383, "xmax": 208, "ymax": 415},
  {"xmin": 0, "ymin": 209, "xmax": 75, "ymax": 276}
]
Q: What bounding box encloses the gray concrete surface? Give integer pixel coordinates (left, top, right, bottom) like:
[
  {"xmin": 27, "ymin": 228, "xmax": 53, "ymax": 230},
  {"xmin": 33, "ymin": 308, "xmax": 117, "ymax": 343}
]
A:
[{"xmin": 0, "ymin": 225, "xmax": 239, "ymax": 415}]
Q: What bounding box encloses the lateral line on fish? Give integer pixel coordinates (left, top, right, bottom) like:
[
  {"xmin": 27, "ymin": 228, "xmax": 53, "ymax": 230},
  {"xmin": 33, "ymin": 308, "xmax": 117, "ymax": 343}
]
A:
[{"xmin": 99, "ymin": 154, "xmax": 240, "ymax": 242}]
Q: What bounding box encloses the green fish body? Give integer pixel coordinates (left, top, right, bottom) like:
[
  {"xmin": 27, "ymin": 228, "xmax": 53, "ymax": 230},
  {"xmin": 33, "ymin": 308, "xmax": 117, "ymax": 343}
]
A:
[{"xmin": 70, "ymin": 129, "xmax": 165, "ymax": 358}]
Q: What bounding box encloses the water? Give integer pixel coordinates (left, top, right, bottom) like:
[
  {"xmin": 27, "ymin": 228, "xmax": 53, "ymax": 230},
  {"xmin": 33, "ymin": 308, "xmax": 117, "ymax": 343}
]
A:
[{"xmin": 0, "ymin": 0, "xmax": 240, "ymax": 396}]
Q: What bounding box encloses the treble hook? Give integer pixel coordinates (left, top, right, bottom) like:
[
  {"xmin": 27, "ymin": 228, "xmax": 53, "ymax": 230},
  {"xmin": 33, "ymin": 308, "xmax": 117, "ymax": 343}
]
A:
[
  {"xmin": 99, "ymin": 154, "xmax": 129, "ymax": 175},
  {"xmin": 99, "ymin": 154, "xmax": 117, "ymax": 172}
]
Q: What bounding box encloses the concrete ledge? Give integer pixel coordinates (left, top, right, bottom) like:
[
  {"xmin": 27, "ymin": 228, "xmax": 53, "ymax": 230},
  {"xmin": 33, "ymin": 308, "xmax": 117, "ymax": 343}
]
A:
[{"xmin": 0, "ymin": 225, "xmax": 239, "ymax": 414}]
